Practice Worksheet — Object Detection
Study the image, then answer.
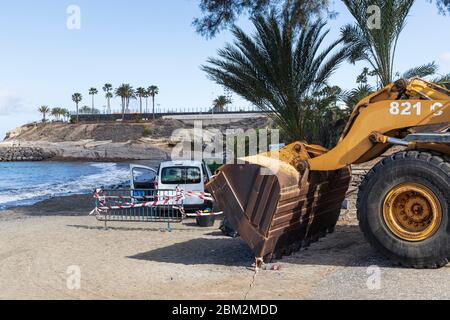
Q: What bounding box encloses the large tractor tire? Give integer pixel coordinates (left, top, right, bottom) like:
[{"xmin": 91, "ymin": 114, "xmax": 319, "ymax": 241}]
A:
[{"xmin": 357, "ymin": 151, "xmax": 450, "ymax": 268}]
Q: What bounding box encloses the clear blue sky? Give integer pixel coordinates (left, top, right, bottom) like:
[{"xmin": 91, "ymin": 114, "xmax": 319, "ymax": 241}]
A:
[{"xmin": 0, "ymin": 0, "xmax": 449, "ymax": 138}]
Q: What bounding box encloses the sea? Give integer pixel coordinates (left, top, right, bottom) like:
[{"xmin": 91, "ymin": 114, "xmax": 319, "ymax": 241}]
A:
[{"xmin": 0, "ymin": 161, "xmax": 132, "ymax": 210}]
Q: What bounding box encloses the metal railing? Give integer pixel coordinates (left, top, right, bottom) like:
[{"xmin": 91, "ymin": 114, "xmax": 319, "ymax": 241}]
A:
[
  {"xmin": 69, "ymin": 105, "xmax": 268, "ymax": 122},
  {"xmin": 93, "ymin": 189, "xmax": 184, "ymax": 230}
]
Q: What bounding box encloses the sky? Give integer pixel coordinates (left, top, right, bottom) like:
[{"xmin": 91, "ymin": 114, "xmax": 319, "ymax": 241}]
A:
[{"xmin": 0, "ymin": 0, "xmax": 449, "ymax": 139}]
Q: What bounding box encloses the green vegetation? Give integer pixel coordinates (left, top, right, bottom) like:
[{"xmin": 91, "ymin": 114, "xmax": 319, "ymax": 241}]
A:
[
  {"xmin": 79, "ymin": 106, "xmax": 91, "ymax": 114},
  {"xmin": 115, "ymin": 84, "xmax": 136, "ymax": 120},
  {"xmin": 89, "ymin": 87, "xmax": 99, "ymax": 110},
  {"xmin": 79, "ymin": 106, "xmax": 100, "ymax": 114},
  {"xmin": 103, "ymin": 84, "xmax": 113, "ymax": 113},
  {"xmin": 203, "ymin": 12, "xmax": 351, "ymax": 145},
  {"xmin": 71, "ymin": 93, "xmax": 82, "ymax": 123},
  {"xmin": 194, "ymin": 0, "xmax": 449, "ymax": 38},
  {"xmin": 39, "ymin": 83, "xmax": 162, "ymax": 123},
  {"xmin": 341, "ymin": 1, "xmax": 450, "ymax": 90},
  {"xmin": 142, "ymin": 126, "xmax": 154, "ymax": 137},
  {"xmin": 147, "ymin": 85, "xmax": 159, "ymax": 119},
  {"xmin": 342, "ymin": 0, "xmax": 416, "ymax": 87},
  {"xmin": 201, "ymin": 0, "xmax": 449, "ymax": 147},
  {"xmin": 136, "ymin": 87, "xmax": 147, "ymax": 115},
  {"xmin": 38, "ymin": 105, "xmax": 50, "ymax": 123},
  {"xmin": 194, "ymin": 0, "xmax": 331, "ymax": 38},
  {"xmin": 206, "ymin": 161, "xmax": 221, "ymax": 174},
  {"xmin": 302, "ymin": 86, "xmax": 348, "ymax": 148},
  {"xmin": 50, "ymin": 107, "xmax": 70, "ymax": 121},
  {"xmin": 211, "ymin": 95, "xmax": 231, "ymax": 113}
]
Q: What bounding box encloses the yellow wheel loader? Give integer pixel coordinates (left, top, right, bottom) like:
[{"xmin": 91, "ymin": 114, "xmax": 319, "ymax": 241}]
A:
[{"xmin": 207, "ymin": 78, "xmax": 450, "ymax": 268}]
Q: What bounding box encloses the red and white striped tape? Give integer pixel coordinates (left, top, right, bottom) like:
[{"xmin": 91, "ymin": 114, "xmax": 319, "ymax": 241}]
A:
[
  {"xmin": 97, "ymin": 200, "xmax": 181, "ymax": 211},
  {"xmin": 92, "ymin": 188, "xmax": 214, "ymax": 215},
  {"xmin": 94, "ymin": 189, "xmax": 213, "ymax": 202},
  {"xmin": 185, "ymin": 211, "xmax": 223, "ymax": 217},
  {"xmin": 183, "ymin": 191, "xmax": 214, "ymax": 202}
]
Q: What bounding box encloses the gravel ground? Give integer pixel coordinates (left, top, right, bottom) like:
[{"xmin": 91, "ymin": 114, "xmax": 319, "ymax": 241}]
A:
[{"xmin": 0, "ymin": 197, "xmax": 449, "ymax": 300}]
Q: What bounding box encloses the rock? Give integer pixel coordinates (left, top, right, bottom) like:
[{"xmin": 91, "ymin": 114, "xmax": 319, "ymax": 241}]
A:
[{"xmin": 0, "ymin": 147, "xmax": 56, "ymax": 162}]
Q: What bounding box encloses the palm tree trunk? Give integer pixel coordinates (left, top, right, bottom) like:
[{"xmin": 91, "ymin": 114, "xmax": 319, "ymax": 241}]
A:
[
  {"xmin": 76, "ymin": 103, "xmax": 79, "ymax": 123},
  {"xmin": 152, "ymin": 96, "xmax": 155, "ymax": 119},
  {"xmin": 145, "ymin": 98, "xmax": 148, "ymax": 114},
  {"xmin": 122, "ymin": 97, "xmax": 125, "ymax": 120},
  {"xmin": 140, "ymin": 97, "xmax": 143, "ymax": 114}
]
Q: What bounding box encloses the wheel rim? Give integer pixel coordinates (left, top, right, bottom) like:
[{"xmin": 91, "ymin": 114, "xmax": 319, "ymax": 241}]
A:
[{"xmin": 383, "ymin": 183, "xmax": 442, "ymax": 242}]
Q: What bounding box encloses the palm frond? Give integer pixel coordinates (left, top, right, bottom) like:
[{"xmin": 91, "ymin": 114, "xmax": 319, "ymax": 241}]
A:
[
  {"xmin": 431, "ymin": 73, "xmax": 450, "ymax": 89},
  {"xmin": 402, "ymin": 61, "xmax": 438, "ymax": 79},
  {"xmin": 341, "ymin": 0, "xmax": 416, "ymax": 86}
]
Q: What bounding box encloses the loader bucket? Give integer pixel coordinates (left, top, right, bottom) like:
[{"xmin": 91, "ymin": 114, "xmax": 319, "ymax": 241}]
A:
[{"xmin": 208, "ymin": 149, "xmax": 352, "ymax": 261}]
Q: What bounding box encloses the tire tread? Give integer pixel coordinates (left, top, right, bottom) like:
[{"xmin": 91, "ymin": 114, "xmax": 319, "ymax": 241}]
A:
[{"xmin": 357, "ymin": 150, "xmax": 450, "ymax": 269}]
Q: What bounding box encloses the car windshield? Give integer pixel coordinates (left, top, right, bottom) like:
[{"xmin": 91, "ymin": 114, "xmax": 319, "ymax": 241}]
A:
[{"xmin": 161, "ymin": 167, "xmax": 201, "ymax": 185}]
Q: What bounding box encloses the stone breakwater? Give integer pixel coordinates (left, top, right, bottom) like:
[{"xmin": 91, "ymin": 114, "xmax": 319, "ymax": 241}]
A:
[{"xmin": 0, "ymin": 147, "xmax": 56, "ymax": 162}]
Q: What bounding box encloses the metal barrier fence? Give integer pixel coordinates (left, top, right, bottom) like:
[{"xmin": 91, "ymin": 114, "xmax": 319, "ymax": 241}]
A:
[
  {"xmin": 70, "ymin": 108, "xmax": 268, "ymax": 123},
  {"xmin": 93, "ymin": 189, "xmax": 184, "ymax": 230}
]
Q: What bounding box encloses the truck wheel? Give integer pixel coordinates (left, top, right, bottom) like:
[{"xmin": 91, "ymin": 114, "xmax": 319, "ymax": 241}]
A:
[{"xmin": 357, "ymin": 151, "xmax": 450, "ymax": 268}]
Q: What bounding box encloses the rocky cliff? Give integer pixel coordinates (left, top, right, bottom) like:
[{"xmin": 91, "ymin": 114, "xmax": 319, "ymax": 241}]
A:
[{"xmin": 1, "ymin": 117, "xmax": 272, "ymax": 161}]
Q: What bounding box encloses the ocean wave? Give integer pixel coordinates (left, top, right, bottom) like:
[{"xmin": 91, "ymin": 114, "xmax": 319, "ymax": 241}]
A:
[{"xmin": 0, "ymin": 162, "xmax": 131, "ymax": 210}]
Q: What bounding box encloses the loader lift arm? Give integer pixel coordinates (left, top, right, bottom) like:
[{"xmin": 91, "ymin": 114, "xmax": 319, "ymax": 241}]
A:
[{"xmin": 308, "ymin": 78, "xmax": 450, "ymax": 171}]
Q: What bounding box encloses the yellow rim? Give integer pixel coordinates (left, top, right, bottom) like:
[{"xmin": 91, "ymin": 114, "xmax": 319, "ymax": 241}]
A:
[{"xmin": 383, "ymin": 183, "xmax": 442, "ymax": 242}]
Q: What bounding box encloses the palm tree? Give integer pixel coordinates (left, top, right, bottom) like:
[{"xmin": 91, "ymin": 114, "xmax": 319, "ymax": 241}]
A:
[
  {"xmin": 303, "ymin": 86, "xmax": 348, "ymax": 148},
  {"xmin": 136, "ymin": 87, "xmax": 147, "ymax": 114},
  {"xmin": 343, "ymin": 84, "xmax": 374, "ymax": 113},
  {"xmin": 61, "ymin": 108, "xmax": 70, "ymax": 122},
  {"xmin": 89, "ymin": 87, "xmax": 98, "ymax": 110},
  {"xmin": 341, "ymin": 0, "xmax": 416, "ymax": 87},
  {"xmin": 144, "ymin": 90, "xmax": 148, "ymax": 113},
  {"xmin": 80, "ymin": 105, "xmax": 91, "ymax": 114},
  {"xmin": 202, "ymin": 13, "xmax": 351, "ymax": 143},
  {"xmin": 145, "ymin": 89, "xmax": 150, "ymax": 113},
  {"xmin": 115, "ymin": 84, "xmax": 135, "ymax": 120},
  {"xmin": 212, "ymin": 95, "xmax": 231, "ymax": 113},
  {"xmin": 102, "ymin": 84, "xmax": 113, "ymax": 114},
  {"xmin": 72, "ymin": 93, "xmax": 82, "ymax": 123},
  {"xmin": 147, "ymin": 85, "xmax": 159, "ymax": 119},
  {"xmin": 51, "ymin": 107, "xmax": 63, "ymax": 121},
  {"xmin": 59, "ymin": 108, "xmax": 66, "ymax": 120},
  {"xmin": 51, "ymin": 107, "xmax": 58, "ymax": 121},
  {"xmin": 105, "ymin": 92, "xmax": 113, "ymax": 114},
  {"xmin": 115, "ymin": 85, "xmax": 126, "ymax": 119},
  {"xmin": 38, "ymin": 105, "xmax": 50, "ymax": 122}
]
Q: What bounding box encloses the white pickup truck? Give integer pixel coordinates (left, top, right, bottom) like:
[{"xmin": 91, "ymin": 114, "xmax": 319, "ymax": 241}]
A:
[{"xmin": 130, "ymin": 160, "xmax": 214, "ymax": 213}]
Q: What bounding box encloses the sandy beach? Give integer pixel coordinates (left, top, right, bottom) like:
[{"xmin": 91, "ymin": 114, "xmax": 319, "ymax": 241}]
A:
[{"xmin": 0, "ymin": 195, "xmax": 449, "ymax": 300}]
